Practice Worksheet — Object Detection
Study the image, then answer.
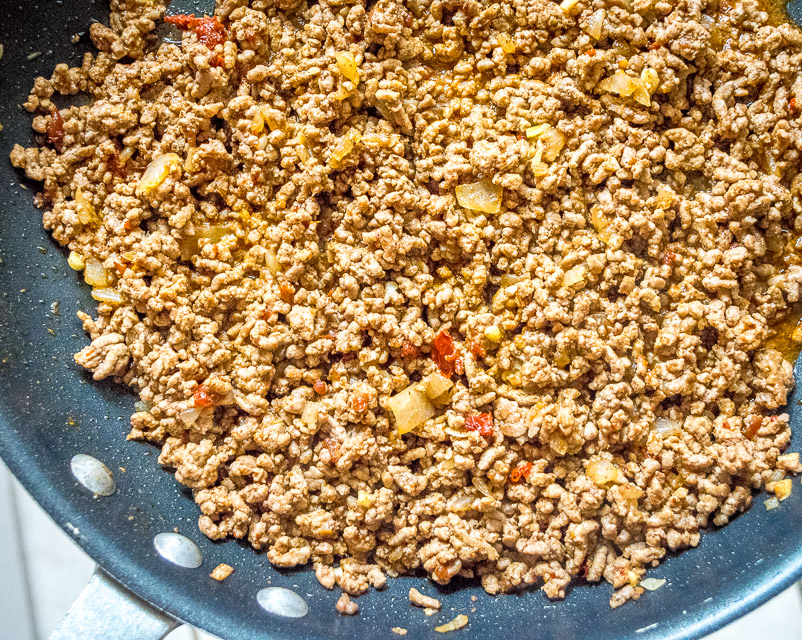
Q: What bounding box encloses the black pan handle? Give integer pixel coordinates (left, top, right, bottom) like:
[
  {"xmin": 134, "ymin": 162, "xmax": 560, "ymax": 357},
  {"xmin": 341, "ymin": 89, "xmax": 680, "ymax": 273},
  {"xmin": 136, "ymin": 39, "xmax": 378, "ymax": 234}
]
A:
[{"xmin": 48, "ymin": 567, "xmax": 180, "ymax": 640}]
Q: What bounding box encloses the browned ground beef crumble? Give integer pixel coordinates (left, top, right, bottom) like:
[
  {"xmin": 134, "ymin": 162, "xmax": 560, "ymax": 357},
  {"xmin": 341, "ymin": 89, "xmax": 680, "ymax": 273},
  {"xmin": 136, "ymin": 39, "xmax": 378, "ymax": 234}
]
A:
[{"xmin": 11, "ymin": 0, "xmax": 802, "ymax": 608}]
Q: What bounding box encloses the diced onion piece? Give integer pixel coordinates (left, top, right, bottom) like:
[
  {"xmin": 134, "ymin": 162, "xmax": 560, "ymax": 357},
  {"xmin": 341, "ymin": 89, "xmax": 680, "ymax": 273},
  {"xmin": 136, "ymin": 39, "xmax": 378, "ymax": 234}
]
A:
[
  {"xmin": 444, "ymin": 426, "xmax": 468, "ymax": 438},
  {"xmin": 471, "ymin": 476, "xmax": 493, "ymax": 498},
  {"xmin": 301, "ymin": 401, "xmax": 319, "ymax": 427},
  {"xmin": 484, "ymin": 325, "xmax": 502, "ymax": 342},
  {"xmin": 335, "ymin": 51, "xmax": 360, "ymax": 84},
  {"xmin": 357, "ymin": 490, "xmax": 372, "ymax": 508},
  {"xmin": 75, "ymin": 188, "xmax": 100, "ymax": 226},
  {"xmin": 435, "ymin": 614, "xmax": 469, "ymax": 633},
  {"xmin": 766, "ymin": 153, "xmax": 782, "ymax": 177},
  {"xmin": 447, "ymin": 493, "xmax": 474, "ymax": 513},
  {"xmin": 532, "ymin": 138, "xmax": 544, "ymax": 165},
  {"xmin": 136, "ymin": 153, "xmax": 181, "ymax": 195},
  {"xmin": 251, "ymin": 109, "xmax": 265, "ymax": 135},
  {"xmin": 388, "ymin": 384, "xmax": 435, "ymax": 434},
  {"xmin": 585, "ymin": 9, "xmax": 605, "ymax": 40},
  {"xmin": 329, "ymin": 130, "xmax": 361, "ymax": 169},
  {"xmin": 778, "ymin": 452, "xmax": 800, "ymax": 466},
  {"xmin": 266, "ymin": 247, "xmax": 280, "ymax": 276},
  {"xmin": 455, "ymin": 180, "xmax": 503, "ymax": 214},
  {"xmin": 179, "ymin": 406, "xmax": 202, "ymax": 426},
  {"xmin": 654, "ymin": 417, "xmax": 681, "ymax": 435},
  {"xmin": 91, "ymin": 287, "xmax": 124, "ymax": 305},
  {"xmin": 525, "ymin": 123, "xmax": 550, "ymax": 139},
  {"xmin": 83, "ymin": 258, "xmax": 108, "ymax": 287},
  {"xmin": 497, "ymin": 33, "xmax": 516, "ymax": 53},
  {"xmin": 385, "ymin": 280, "xmax": 399, "ymax": 303},
  {"xmin": 180, "ymin": 224, "xmax": 235, "ymax": 260},
  {"xmin": 632, "ymin": 80, "xmax": 651, "ymax": 106},
  {"xmin": 562, "ymin": 264, "xmax": 587, "ymax": 288},
  {"xmin": 67, "ymin": 251, "xmax": 85, "ymax": 271},
  {"xmin": 641, "ymin": 67, "xmax": 659, "ymax": 94},
  {"xmin": 765, "ymin": 496, "xmax": 780, "ymax": 510},
  {"xmin": 587, "ymin": 459, "xmax": 623, "ymax": 485},
  {"xmin": 540, "ymin": 127, "xmax": 565, "ymax": 162},
  {"xmin": 500, "ymin": 274, "xmax": 523, "ymax": 287},
  {"xmin": 598, "ymin": 70, "xmax": 637, "ymax": 96},
  {"xmin": 770, "ymin": 478, "xmax": 793, "ymax": 501},
  {"xmin": 559, "ymin": 0, "xmax": 580, "ymax": 13},
  {"xmin": 639, "ymin": 578, "xmax": 666, "ymax": 591},
  {"xmin": 590, "ymin": 206, "xmax": 614, "ymax": 244},
  {"xmin": 134, "ymin": 400, "xmax": 152, "ymax": 412},
  {"xmin": 421, "ymin": 372, "xmax": 453, "ymax": 400}
]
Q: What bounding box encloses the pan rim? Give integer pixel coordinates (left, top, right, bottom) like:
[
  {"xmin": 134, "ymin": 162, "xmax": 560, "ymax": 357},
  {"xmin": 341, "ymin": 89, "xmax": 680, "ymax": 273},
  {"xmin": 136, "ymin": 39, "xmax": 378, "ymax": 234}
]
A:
[{"xmin": 2, "ymin": 409, "xmax": 802, "ymax": 640}]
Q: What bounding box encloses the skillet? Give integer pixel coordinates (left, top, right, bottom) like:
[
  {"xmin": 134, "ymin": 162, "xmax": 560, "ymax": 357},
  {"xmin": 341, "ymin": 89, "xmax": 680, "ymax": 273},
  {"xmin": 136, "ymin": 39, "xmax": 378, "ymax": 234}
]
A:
[{"xmin": 1, "ymin": 0, "xmax": 802, "ymax": 638}]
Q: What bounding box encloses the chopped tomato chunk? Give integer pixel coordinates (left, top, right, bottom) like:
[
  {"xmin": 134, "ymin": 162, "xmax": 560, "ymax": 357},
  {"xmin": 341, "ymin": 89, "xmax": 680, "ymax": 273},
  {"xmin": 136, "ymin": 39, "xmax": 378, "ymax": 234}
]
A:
[
  {"xmin": 464, "ymin": 412, "xmax": 493, "ymax": 437},
  {"xmin": 431, "ymin": 330, "xmax": 462, "ymax": 378},
  {"xmin": 165, "ymin": 14, "xmax": 227, "ymax": 50},
  {"xmin": 510, "ymin": 461, "xmax": 533, "ymax": 483},
  {"xmin": 193, "ymin": 384, "xmax": 215, "ymax": 407},
  {"xmin": 352, "ymin": 392, "xmax": 370, "ymax": 412}
]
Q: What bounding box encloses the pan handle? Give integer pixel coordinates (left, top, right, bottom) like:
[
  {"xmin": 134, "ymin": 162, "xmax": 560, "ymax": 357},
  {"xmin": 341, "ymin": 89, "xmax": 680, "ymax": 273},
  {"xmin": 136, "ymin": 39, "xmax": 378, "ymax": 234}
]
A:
[{"xmin": 48, "ymin": 567, "xmax": 180, "ymax": 640}]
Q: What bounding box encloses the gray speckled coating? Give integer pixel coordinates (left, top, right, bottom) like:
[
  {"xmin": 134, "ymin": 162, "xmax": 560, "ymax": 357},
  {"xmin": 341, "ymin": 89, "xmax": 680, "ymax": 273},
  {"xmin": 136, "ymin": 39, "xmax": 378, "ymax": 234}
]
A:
[{"xmin": 1, "ymin": 1, "xmax": 802, "ymax": 639}]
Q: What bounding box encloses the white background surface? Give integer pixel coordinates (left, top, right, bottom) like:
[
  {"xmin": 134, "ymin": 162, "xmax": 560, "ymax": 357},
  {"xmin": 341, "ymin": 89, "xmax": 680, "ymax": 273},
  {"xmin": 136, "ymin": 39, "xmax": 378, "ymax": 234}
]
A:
[{"xmin": 1, "ymin": 460, "xmax": 800, "ymax": 640}]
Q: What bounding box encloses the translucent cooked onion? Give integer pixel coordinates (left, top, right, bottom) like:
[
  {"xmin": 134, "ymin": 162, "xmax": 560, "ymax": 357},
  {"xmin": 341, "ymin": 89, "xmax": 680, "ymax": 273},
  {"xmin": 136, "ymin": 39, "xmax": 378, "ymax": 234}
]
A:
[
  {"xmin": 435, "ymin": 614, "xmax": 469, "ymax": 633},
  {"xmin": 562, "ymin": 264, "xmax": 587, "ymax": 288},
  {"xmin": 421, "ymin": 372, "xmax": 453, "ymax": 400},
  {"xmin": 335, "ymin": 51, "xmax": 360, "ymax": 84},
  {"xmin": 765, "ymin": 496, "xmax": 780, "ymax": 511},
  {"xmin": 179, "ymin": 224, "xmax": 235, "ymax": 260},
  {"xmin": 67, "ymin": 250, "xmax": 85, "ymax": 271},
  {"xmin": 384, "ymin": 280, "xmax": 399, "ymax": 303},
  {"xmin": 388, "ymin": 384, "xmax": 435, "ymax": 434},
  {"xmin": 585, "ymin": 9, "xmax": 605, "ymax": 40},
  {"xmin": 587, "ymin": 459, "xmax": 623, "ymax": 485},
  {"xmin": 447, "ymin": 493, "xmax": 474, "ymax": 513},
  {"xmin": 329, "ymin": 129, "xmax": 361, "ymax": 169},
  {"xmin": 770, "ymin": 478, "xmax": 793, "ymax": 501},
  {"xmin": 301, "ymin": 401, "xmax": 319, "ymax": 427},
  {"xmin": 598, "ymin": 70, "xmax": 635, "ymax": 96},
  {"xmin": 75, "ymin": 187, "xmax": 100, "ymax": 226},
  {"xmin": 444, "ymin": 426, "xmax": 468, "ymax": 438},
  {"xmin": 654, "ymin": 417, "xmax": 681, "ymax": 436},
  {"xmin": 471, "ymin": 476, "xmax": 493, "ymax": 498},
  {"xmin": 265, "ymin": 247, "xmax": 280, "ymax": 276},
  {"xmin": 455, "ymin": 180, "xmax": 503, "ymax": 214},
  {"xmin": 525, "ymin": 123, "xmax": 550, "ymax": 139},
  {"xmin": 641, "ymin": 67, "xmax": 659, "ymax": 94},
  {"xmin": 179, "ymin": 406, "xmax": 202, "ymax": 426},
  {"xmin": 639, "ymin": 577, "xmax": 666, "ymax": 591},
  {"xmin": 91, "ymin": 287, "xmax": 124, "ymax": 305},
  {"xmin": 540, "ymin": 127, "xmax": 566, "ymax": 162},
  {"xmin": 83, "ymin": 258, "xmax": 108, "ymax": 287},
  {"xmin": 133, "ymin": 400, "xmax": 152, "ymax": 412},
  {"xmin": 136, "ymin": 153, "xmax": 181, "ymax": 195}
]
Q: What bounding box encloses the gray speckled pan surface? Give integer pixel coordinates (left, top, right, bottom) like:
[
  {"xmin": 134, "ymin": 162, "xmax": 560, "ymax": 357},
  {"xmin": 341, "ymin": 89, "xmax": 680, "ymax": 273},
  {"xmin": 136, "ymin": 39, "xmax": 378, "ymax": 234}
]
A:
[{"xmin": 1, "ymin": 1, "xmax": 802, "ymax": 638}]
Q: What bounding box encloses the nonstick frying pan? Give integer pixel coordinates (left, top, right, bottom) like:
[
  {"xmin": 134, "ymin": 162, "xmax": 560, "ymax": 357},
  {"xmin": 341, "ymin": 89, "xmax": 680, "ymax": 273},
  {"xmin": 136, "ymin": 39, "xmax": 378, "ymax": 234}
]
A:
[{"xmin": 2, "ymin": 1, "xmax": 802, "ymax": 638}]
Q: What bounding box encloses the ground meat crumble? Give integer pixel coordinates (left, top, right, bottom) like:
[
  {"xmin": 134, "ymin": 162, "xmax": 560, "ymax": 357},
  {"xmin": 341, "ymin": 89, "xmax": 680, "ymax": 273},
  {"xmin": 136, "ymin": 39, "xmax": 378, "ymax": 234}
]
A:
[{"xmin": 11, "ymin": 0, "xmax": 802, "ymax": 608}]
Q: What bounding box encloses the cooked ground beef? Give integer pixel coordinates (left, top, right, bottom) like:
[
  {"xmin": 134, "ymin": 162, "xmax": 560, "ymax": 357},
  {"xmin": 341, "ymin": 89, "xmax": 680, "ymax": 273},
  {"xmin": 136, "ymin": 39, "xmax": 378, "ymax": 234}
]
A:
[{"xmin": 10, "ymin": 0, "xmax": 802, "ymax": 608}]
